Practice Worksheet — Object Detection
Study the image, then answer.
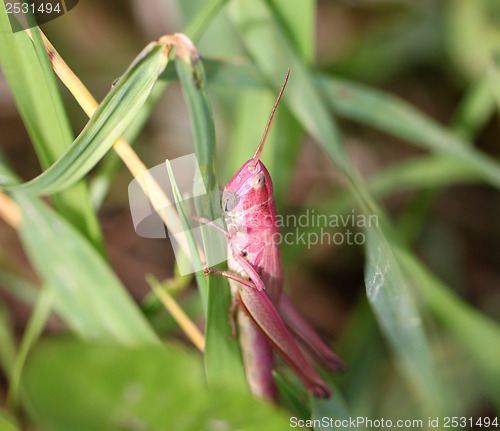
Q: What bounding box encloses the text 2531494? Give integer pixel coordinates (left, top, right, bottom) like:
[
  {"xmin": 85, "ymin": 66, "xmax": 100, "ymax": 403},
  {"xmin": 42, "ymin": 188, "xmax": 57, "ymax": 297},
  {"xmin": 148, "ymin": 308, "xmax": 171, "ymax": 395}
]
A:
[{"xmin": 5, "ymin": 2, "xmax": 61, "ymax": 14}]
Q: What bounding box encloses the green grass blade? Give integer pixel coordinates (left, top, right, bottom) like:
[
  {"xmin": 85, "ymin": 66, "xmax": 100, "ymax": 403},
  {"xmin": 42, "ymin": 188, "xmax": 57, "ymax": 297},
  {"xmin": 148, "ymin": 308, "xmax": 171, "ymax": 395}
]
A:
[
  {"xmin": 489, "ymin": 55, "xmax": 500, "ymax": 114},
  {"xmin": 2, "ymin": 42, "xmax": 169, "ymax": 196},
  {"xmin": 0, "ymin": 5, "xmax": 103, "ymax": 250},
  {"xmin": 446, "ymin": 0, "xmax": 499, "ymax": 82},
  {"xmin": 204, "ymin": 277, "xmax": 247, "ymax": 392},
  {"xmin": 366, "ymin": 155, "xmax": 479, "ymax": 198},
  {"xmin": 0, "ymin": 270, "xmax": 39, "ymax": 305},
  {"xmin": 170, "ymin": 41, "xmax": 218, "ymax": 305},
  {"xmin": 0, "ymin": 11, "xmax": 59, "ymax": 168},
  {"xmin": 337, "ymin": 299, "xmax": 388, "ymax": 416},
  {"xmin": 267, "ymin": 0, "xmax": 315, "ymax": 65},
  {"xmin": 364, "ymin": 231, "xmax": 444, "ymax": 414},
  {"xmin": 174, "ymin": 39, "xmax": 217, "ymax": 195},
  {"xmin": 171, "ymin": 45, "xmax": 247, "ymax": 390},
  {"xmin": 7, "ymin": 288, "xmax": 52, "ymax": 409},
  {"xmin": 312, "ymin": 389, "xmax": 351, "ymax": 431},
  {"xmin": 12, "ymin": 192, "xmax": 159, "ymax": 346},
  {"xmin": 0, "ymin": 411, "xmax": 20, "ymax": 431},
  {"xmin": 190, "ymin": 59, "xmax": 264, "ymax": 87},
  {"xmin": 0, "ymin": 304, "xmax": 16, "ymax": 380},
  {"xmin": 184, "ymin": 0, "xmax": 230, "ymax": 42},
  {"xmin": 164, "ymin": 161, "xmax": 208, "ymax": 307},
  {"xmin": 273, "ymin": 371, "xmax": 311, "ymax": 420},
  {"xmin": 166, "ymin": 158, "xmax": 246, "ymax": 391},
  {"xmin": 399, "ymin": 249, "xmax": 500, "ymax": 406},
  {"xmin": 451, "ymin": 73, "xmax": 496, "ymax": 140},
  {"xmin": 317, "ymin": 74, "xmax": 500, "ymax": 189}
]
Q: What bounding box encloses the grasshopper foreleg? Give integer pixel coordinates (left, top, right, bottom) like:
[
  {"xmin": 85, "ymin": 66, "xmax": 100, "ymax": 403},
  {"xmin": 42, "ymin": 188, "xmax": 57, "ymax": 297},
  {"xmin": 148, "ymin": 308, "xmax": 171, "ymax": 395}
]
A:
[
  {"xmin": 190, "ymin": 214, "xmax": 231, "ymax": 238},
  {"xmin": 203, "ymin": 267, "xmax": 255, "ymax": 289},
  {"xmin": 204, "ymin": 251, "xmax": 266, "ymax": 292}
]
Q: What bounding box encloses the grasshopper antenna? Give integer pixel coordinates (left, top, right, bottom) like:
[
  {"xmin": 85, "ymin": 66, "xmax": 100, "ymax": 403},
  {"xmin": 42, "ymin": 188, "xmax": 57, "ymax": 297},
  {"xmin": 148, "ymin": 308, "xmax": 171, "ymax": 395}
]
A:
[{"xmin": 253, "ymin": 68, "xmax": 290, "ymax": 162}]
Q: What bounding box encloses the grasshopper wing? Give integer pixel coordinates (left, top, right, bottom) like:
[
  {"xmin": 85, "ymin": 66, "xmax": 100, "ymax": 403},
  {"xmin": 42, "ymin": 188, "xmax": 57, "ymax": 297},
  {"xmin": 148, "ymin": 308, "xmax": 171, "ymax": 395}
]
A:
[{"xmin": 236, "ymin": 278, "xmax": 331, "ymax": 398}]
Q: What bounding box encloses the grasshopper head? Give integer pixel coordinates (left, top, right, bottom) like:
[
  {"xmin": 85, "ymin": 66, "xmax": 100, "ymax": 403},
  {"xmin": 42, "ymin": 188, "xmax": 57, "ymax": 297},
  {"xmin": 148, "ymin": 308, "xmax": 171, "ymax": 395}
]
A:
[{"xmin": 222, "ymin": 159, "xmax": 273, "ymax": 214}]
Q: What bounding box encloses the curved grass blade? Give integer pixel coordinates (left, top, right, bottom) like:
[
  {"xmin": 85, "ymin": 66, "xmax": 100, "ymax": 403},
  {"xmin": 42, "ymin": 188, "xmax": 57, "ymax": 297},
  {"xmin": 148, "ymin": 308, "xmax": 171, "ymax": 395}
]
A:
[
  {"xmin": 280, "ymin": 149, "xmax": 499, "ymax": 409},
  {"xmin": 7, "ymin": 288, "xmax": 52, "ymax": 409},
  {"xmin": 90, "ymin": 0, "xmax": 229, "ymax": 209},
  {"xmin": 12, "ymin": 192, "xmax": 159, "ymax": 346},
  {"xmin": 2, "ymin": 41, "xmax": 169, "ymax": 196},
  {"xmin": 88, "ymin": 85, "xmax": 167, "ymax": 209},
  {"xmin": 0, "ymin": 5, "xmax": 103, "ymax": 250}
]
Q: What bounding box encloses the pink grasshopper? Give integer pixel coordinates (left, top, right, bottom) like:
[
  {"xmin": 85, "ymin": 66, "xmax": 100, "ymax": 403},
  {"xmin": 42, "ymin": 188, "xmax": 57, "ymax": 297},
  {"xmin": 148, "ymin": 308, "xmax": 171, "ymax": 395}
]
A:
[{"xmin": 197, "ymin": 70, "xmax": 344, "ymax": 401}]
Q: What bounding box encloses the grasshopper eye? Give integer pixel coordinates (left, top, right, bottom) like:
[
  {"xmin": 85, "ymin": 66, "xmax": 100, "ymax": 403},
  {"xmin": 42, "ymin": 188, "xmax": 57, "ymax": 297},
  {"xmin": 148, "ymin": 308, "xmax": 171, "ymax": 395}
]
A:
[
  {"xmin": 222, "ymin": 191, "xmax": 239, "ymax": 212},
  {"xmin": 251, "ymin": 172, "xmax": 266, "ymax": 190}
]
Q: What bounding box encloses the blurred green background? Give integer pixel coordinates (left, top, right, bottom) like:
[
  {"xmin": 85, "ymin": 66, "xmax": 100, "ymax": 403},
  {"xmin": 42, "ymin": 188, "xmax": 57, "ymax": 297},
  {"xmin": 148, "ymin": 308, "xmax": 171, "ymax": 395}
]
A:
[{"xmin": 0, "ymin": 0, "xmax": 499, "ymax": 430}]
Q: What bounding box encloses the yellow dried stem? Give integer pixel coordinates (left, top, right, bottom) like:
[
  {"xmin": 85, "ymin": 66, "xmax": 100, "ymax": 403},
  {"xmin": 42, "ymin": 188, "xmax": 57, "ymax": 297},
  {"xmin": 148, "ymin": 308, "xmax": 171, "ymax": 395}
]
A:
[
  {"xmin": 0, "ymin": 191, "xmax": 22, "ymax": 228},
  {"xmin": 150, "ymin": 276, "xmax": 205, "ymax": 352},
  {"xmin": 25, "ymin": 28, "xmax": 98, "ymax": 117}
]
